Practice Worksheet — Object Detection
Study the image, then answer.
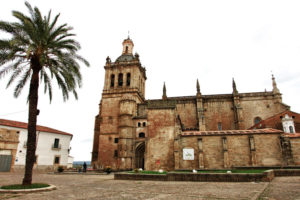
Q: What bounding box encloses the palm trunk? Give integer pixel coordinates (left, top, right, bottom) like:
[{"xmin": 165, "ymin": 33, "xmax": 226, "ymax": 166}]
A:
[{"xmin": 22, "ymin": 63, "xmax": 40, "ymax": 185}]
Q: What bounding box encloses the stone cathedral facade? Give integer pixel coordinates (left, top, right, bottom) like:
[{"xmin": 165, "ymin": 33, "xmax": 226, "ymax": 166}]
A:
[{"xmin": 91, "ymin": 38, "xmax": 300, "ymax": 171}]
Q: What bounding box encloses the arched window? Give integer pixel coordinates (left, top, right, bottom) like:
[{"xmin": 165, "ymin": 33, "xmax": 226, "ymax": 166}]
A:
[
  {"xmin": 143, "ymin": 122, "xmax": 146, "ymax": 127},
  {"xmin": 138, "ymin": 122, "xmax": 141, "ymax": 127},
  {"xmin": 126, "ymin": 73, "xmax": 131, "ymax": 86},
  {"xmin": 217, "ymin": 122, "xmax": 222, "ymax": 130},
  {"xmin": 254, "ymin": 117, "xmax": 262, "ymax": 125},
  {"xmin": 289, "ymin": 126, "xmax": 294, "ymax": 133},
  {"xmin": 125, "ymin": 46, "xmax": 128, "ymax": 53},
  {"xmin": 118, "ymin": 73, "xmax": 123, "ymax": 86},
  {"xmin": 139, "ymin": 132, "xmax": 145, "ymax": 138},
  {"xmin": 110, "ymin": 74, "xmax": 115, "ymax": 87}
]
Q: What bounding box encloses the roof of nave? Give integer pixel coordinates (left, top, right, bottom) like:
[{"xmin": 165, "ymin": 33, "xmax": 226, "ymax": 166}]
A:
[
  {"xmin": 0, "ymin": 118, "xmax": 72, "ymax": 137},
  {"xmin": 181, "ymin": 128, "xmax": 283, "ymax": 137},
  {"xmin": 249, "ymin": 110, "xmax": 300, "ymax": 131},
  {"xmin": 146, "ymin": 91, "xmax": 277, "ymax": 103}
]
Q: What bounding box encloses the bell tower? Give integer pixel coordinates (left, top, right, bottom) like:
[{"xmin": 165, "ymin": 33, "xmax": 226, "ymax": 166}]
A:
[{"xmin": 92, "ymin": 37, "xmax": 147, "ymax": 170}]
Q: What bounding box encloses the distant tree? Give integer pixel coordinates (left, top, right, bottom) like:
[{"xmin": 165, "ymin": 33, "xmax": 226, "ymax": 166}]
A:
[{"xmin": 0, "ymin": 2, "xmax": 89, "ymax": 185}]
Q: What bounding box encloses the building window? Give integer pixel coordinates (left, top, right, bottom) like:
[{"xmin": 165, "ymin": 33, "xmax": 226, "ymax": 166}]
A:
[
  {"xmin": 118, "ymin": 73, "xmax": 123, "ymax": 86},
  {"xmin": 125, "ymin": 46, "xmax": 128, "ymax": 53},
  {"xmin": 53, "ymin": 138, "xmax": 60, "ymax": 149},
  {"xmin": 139, "ymin": 132, "xmax": 145, "ymax": 138},
  {"xmin": 110, "ymin": 74, "xmax": 115, "ymax": 87},
  {"xmin": 217, "ymin": 122, "xmax": 222, "ymax": 130},
  {"xmin": 143, "ymin": 122, "xmax": 146, "ymax": 127},
  {"xmin": 114, "ymin": 138, "xmax": 119, "ymax": 143},
  {"xmin": 54, "ymin": 156, "xmax": 60, "ymax": 164},
  {"xmin": 289, "ymin": 126, "xmax": 294, "ymax": 133},
  {"xmin": 114, "ymin": 150, "xmax": 118, "ymax": 157},
  {"xmin": 254, "ymin": 117, "xmax": 262, "ymax": 125},
  {"xmin": 138, "ymin": 122, "xmax": 141, "ymax": 127},
  {"xmin": 126, "ymin": 73, "xmax": 131, "ymax": 86}
]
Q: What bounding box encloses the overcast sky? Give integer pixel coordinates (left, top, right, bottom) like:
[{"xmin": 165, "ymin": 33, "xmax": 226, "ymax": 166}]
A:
[{"xmin": 1, "ymin": 0, "xmax": 300, "ymax": 161}]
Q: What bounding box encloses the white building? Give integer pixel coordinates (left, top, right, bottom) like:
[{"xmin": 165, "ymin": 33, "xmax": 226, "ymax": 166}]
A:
[{"xmin": 0, "ymin": 119, "xmax": 73, "ymax": 171}]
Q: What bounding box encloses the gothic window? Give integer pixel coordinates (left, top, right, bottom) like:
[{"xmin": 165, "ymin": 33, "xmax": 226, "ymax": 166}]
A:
[
  {"xmin": 125, "ymin": 46, "xmax": 128, "ymax": 53},
  {"xmin": 289, "ymin": 126, "xmax": 294, "ymax": 133},
  {"xmin": 217, "ymin": 122, "xmax": 222, "ymax": 130},
  {"xmin": 254, "ymin": 117, "xmax": 262, "ymax": 125},
  {"xmin": 114, "ymin": 150, "xmax": 118, "ymax": 157},
  {"xmin": 114, "ymin": 138, "xmax": 119, "ymax": 143},
  {"xmin": 126, "ymin": 73, "xmax": 131, "ymax": 86},
  {"xmin": 110, "ymin": 74, "xmax": 115, "ymax": 87},
  {"xmin": 143, "ymin": 122, "xmax": 146, "ymax": 127},
  {"xmin": 138, "ymin": 122, "xmax": 141, "ymax": 127},
  {"xmin": 118, "ymin": 73, "xmax": 123, "ymax": 86},
  {"xmin": 139, "ymin": 132, "xmax": 145, "ymax": 138}
]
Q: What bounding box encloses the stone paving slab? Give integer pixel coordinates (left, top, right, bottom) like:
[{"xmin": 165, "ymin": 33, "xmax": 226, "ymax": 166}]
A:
[
  {"xmin": 0, "ymin": 172, "xmax": 298, "ymax": 200},
  {"xmin": 258, "ymin": 176, "xmax": 300, "ymax": 200}
]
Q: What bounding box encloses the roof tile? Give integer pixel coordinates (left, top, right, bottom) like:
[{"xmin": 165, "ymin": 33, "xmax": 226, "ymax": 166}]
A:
[{"xmin": 0, "ymin": 119, "xmax": 72, "ymax": 136}]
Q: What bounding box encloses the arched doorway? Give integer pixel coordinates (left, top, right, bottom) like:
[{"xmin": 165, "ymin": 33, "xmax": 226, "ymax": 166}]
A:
[{"xmin": 135, "ymin": 142, "xmax": 145, "ymax": 169}]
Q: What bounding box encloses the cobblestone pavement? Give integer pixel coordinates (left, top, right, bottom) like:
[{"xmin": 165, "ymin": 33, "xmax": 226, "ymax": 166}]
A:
[
  {"xmin": 258, "ymin": 176, "xmax": 300, "ymax": 200},
  {"xmin": 0, "ymin": 172, "xmax": 299, "ymax": 200}
]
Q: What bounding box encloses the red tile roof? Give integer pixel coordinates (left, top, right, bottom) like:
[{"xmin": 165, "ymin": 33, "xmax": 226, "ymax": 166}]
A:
[
  {"xmin": 0, "ymin": 119, "xmax": 72, "ymax": 137},
  {"xmin": 283, "ymin": 133, "xmax": 300, "ymax": 138},
  {"xmin": 181, "ymin": 128, "xmax": 283, "ymax": 136},
  {"xmin": 249, "ymin": 110, "xmax": 300, "ymax": 132}
]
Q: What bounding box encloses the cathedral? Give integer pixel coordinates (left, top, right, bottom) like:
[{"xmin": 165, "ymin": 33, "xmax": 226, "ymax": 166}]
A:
[{"xmin": 91, "ymin": 37, "xmax": 300, "ymax": 171}]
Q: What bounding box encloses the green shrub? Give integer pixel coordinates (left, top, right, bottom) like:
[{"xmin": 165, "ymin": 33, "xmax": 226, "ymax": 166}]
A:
[
  {"xmin": 1, "ymin": 183, "xmax": 49, "ymax": 189},
  {"xmin": 57, "ymin": 166, "xmax": 64, "ymax": 173},
  {"xmin": 104, "ymin": 166, "xmax": 112, "ymax": 174}
]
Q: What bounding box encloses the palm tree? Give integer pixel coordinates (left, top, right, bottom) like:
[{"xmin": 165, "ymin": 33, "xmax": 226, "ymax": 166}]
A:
[{"xmin": 0, "ymin": 2, "xmax": 89, "ymax": 185}]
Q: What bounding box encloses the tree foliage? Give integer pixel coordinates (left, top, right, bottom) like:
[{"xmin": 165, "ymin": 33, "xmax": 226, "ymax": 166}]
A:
[
  {"xmin": 0, "ymin": 1, "xmax": 89, "ymax": 101},
  {"xmin": 0, "ymin": 2, "xmax": 89, "ymax": 185}
]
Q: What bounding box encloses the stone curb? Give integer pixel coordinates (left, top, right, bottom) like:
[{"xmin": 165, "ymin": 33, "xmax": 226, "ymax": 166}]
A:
[{"xmin": 0, "ymin": 184, "xmax": 56, "ymax": 193}]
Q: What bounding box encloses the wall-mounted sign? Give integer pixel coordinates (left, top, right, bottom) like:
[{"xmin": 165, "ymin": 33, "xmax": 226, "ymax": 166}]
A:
[{"xmin": 183, "ymin": 148, "xmax": 194, "ymax": 160}]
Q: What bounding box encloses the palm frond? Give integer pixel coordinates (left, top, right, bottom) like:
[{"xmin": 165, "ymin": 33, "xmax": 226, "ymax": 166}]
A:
[{"xmin": 13, "ymin": 68, "xmax": 31, "ymax": 98}]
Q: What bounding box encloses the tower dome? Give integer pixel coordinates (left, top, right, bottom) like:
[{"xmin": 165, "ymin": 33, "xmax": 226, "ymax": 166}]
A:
[{"xmin": 115, "ymin": 37, "xmax": 136, "ymax": 62}]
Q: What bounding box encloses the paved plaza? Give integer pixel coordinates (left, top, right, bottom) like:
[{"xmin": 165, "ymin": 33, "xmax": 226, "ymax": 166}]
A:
[{"xmin": 0, "ymin": 172, "xmax": 299, "ymax": 200}]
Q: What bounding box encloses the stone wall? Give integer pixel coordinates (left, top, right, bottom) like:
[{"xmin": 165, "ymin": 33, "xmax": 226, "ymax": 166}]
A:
[
  {"xmin": 290, "ymin": 138, "xmax": 300, "ymax": 165},
  {"xmin": 203, "ymin": 99, "xmax": 235, "ymax": 131},
  {"xmin": 176, "ymin": 101, "xmax": 198, "ymax": 129},
  {"xmin": 146, "ymin": 108, "xmax": 176, "ymax": 171},
  {"xmin": 0, "ymin": 128, "xmax": 19, "ymax": 171},
  {"xmin": 240, "ymin": 94, "xmax": 286, "ymax": 129},
  {"xmin": 179, "ymin": 133, "xmax": 283, "ymax": 169}
]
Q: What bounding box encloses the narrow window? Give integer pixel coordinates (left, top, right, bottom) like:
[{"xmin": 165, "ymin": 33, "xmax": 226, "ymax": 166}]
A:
[
  {"xmin": 54, "ymin": 138, "xmax": 60, "ymax": 148},
  {"xmin": 118, "ymin": 73, "xmax": 123, "ymax": 86},
  {"xmin": 143, "ymin": 122, "xmax": 146, "ymax": 127},
  {"xmin": 114, "ymin": 138, "xmax": 119, "ymax": 143},
  {"xmin": 198, "ymin": 138, "xmax": 203, "ymax": 152},
  {"xmin": 289, "ymin": 126, "xmax": 294, "ymax": 133},
  {"xmin": 126, "ymin": 73, "xmax": 131, "ymax": 86},
  {"xmin": 222, "ymin": 137, "xmax": 227, "ymax": 151},
  {"xmin": 114, "ymin": 150, "xmax": 118, "ymax": 157},
  {"xmin": 54, "ymin": 156, "xmax": 60, "ymax": 164},
  {"xmin": 217, "ymin": 122, "xmax": 222, "ymax": 130},
  {"xmin": 249, "ymin": 136, "xmax": 255, "ymax": 151},
  {"xmin": 110, "ymin": 74, "xmax": 115, "ymax": 87},
  {"xmin": 138, "ymin": 122, "xmax": 141, "ymax": 127},
  {"xmin": 139, "ymin": 132, "xmax": 145, "ymax": 138},
  {"xmin": 125, "ymin": 46, "xmax": 128, "ymax": 53}
]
